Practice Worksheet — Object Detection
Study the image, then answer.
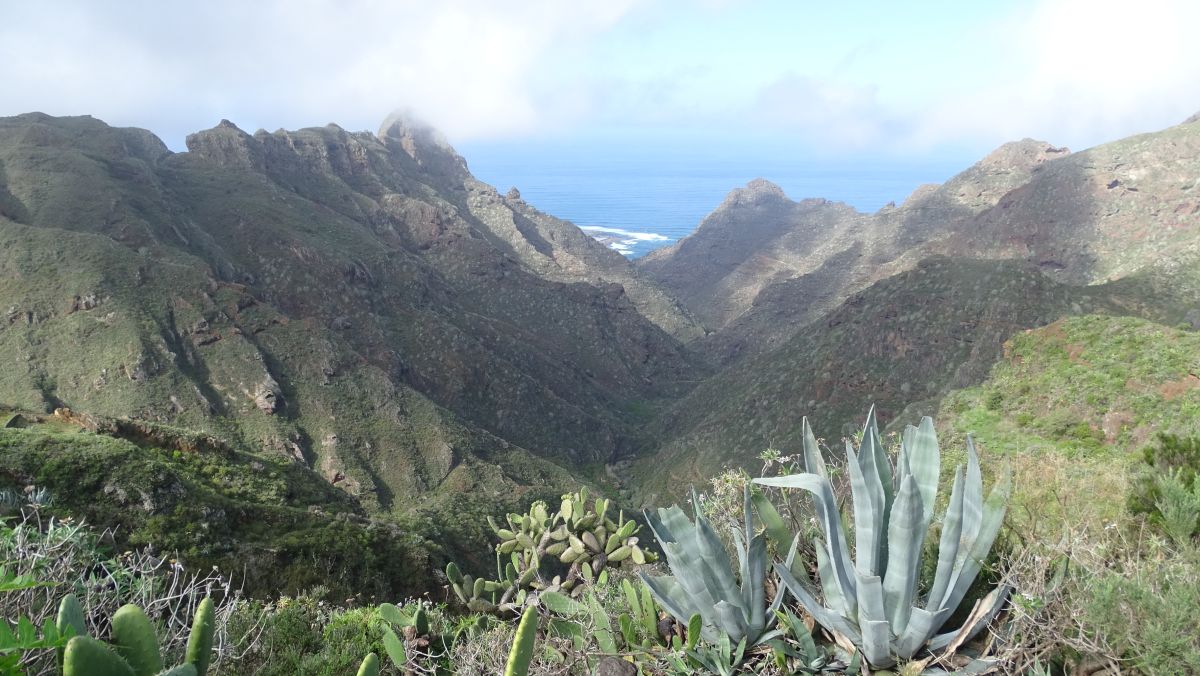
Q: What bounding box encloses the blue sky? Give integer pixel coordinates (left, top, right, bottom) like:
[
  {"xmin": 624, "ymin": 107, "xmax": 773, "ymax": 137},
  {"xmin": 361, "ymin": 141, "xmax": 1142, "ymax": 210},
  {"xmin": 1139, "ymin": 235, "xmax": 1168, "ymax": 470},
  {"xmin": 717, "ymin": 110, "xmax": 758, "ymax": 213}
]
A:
[{"xmin": 2, "ymin": 0, "xmax": 1197, "ymax": 165}]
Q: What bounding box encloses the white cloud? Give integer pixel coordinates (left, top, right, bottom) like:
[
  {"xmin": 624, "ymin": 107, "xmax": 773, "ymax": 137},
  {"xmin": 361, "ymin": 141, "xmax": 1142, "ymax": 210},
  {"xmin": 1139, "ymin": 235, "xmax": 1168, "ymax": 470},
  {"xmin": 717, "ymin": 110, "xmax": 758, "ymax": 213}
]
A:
[
  {"xmin": 0, "ymin": 0, "xmax": 640, "ymax": 148},
  {"xmin": 2, "ymin": 0, "xmax": 1195, "ymax": 156},
  {"xmin": 909, "ymin": 0, "xmax": 1200, "ymax": 151}
]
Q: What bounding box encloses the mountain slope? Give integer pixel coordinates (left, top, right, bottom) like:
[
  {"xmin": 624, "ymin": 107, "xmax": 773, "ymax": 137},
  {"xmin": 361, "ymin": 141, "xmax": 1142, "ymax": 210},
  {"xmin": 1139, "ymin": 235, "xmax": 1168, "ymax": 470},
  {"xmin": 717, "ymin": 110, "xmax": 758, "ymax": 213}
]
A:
[
  {"xmin": 632, "ymin": 256, "xmax": 1195, "ymax": 502},
  {"xmin": 943, "ymin": 118, "xmax": 1200, "ymax": 283},
  {"xmin": 0, "ymin": 112, "xmax": 704, "ymax": 533},
  {"xmin": 934, "ymin": 314, "xmax": 1200, "ymax": 530},
  {"xmin": 643, "ymin": 140, "xmax": 1070, "ymax": 362}
]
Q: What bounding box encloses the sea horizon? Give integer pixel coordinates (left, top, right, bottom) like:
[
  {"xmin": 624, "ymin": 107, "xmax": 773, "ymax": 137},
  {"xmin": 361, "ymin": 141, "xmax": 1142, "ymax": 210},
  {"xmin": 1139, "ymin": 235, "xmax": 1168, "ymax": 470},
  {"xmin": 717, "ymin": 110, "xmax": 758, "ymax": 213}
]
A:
[{"xmin": 462, "ymin": 150, "xmax": 965, "ymax": 257}]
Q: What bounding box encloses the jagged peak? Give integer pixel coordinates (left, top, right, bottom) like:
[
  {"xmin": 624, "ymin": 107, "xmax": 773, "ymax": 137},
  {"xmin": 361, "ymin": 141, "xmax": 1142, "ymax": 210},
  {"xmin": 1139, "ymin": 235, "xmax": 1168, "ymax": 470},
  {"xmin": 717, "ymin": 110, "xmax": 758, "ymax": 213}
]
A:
[
  {"xmin": 721, "ymin": 178, "xmax": 788, "ymax": 206},
  {"xmin": 975, "ymin": 138, "xmax": 1069, "ymax": 170},
  {"xmin": 377, "ymin": 110, "xmax": 466, "ymax": 175},
  {"xmin": 185, "ymin": 119, "xmax": 263, "ymax": 170}
]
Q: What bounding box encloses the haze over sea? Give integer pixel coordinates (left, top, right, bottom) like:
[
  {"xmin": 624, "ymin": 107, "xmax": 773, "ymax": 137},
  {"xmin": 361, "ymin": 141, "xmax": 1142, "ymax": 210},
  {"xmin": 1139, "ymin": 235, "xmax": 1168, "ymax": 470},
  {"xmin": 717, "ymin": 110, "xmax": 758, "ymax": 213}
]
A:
[{"xmin": 461, "ymin": 146, "xmax": 963, "ymax": 258}]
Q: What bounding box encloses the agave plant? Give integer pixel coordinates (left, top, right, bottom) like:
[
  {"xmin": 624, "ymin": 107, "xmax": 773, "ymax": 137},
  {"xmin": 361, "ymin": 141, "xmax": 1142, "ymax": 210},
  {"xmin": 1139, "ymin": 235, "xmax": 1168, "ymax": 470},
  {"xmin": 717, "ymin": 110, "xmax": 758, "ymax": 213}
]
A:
[
  {"xmin": 753, "ymin": 409, "xmax": 1011, "ymax": 668},
  {"xmin": 640, "ymin": 484, "xmax": 785, "ymax": 651}
]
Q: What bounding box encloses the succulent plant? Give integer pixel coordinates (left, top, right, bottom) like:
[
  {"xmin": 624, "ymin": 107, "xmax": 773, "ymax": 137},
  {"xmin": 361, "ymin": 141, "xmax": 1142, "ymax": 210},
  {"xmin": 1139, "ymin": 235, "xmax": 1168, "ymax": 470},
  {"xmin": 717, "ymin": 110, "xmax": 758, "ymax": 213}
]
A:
[
  {"xmin": 640, "ymin": 483, "xmax": 785, "ymax": 654},
  {"xmin": 504, "ymin": 605, "xmax": 538, "ymax": 676},
  {"xmin": 58, "ymin": 594, "xmax": 215, "ymax": 676},
  {"xmin": 753, "ymin": 409, "xmax": 1012, "ymax": 668},
  {"xmin": 355, "ymin": 652, "xmax": 380, "ymax": 676},
  {"xmin": 447, "ymin": 487, "xmax": 654, "ymax": 614}
]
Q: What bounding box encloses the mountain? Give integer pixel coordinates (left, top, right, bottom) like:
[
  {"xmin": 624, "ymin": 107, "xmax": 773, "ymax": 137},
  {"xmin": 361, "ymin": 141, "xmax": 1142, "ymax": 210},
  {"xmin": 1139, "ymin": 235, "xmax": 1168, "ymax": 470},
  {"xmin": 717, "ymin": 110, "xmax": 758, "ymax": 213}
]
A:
[
  {"xmin": 941, "ymin": 119, "xmax": 1200, "ymax": 284},
  {"xmin": 641, "ymin": 140, "xmax": 1071, "ymax": 362},
  {"xmin": 4, "ymin": 106, "xmax": 1199, "ymax": 595},
  {"xmin": 0, "ymin": 112, "xmax": 711, "ymax": 586},
  {"xmin": 629, "ymin": 119, "xmax": 1200, "ymax": 501}
]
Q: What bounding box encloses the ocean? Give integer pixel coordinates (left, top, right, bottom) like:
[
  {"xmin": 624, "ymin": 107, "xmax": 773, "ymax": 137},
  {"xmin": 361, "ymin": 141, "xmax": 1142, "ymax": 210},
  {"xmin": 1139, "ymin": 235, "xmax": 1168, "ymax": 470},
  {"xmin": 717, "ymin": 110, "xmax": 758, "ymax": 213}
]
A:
[{"xmin": 462, "ymin": 152, "xmax": 963, "ymax": 258}]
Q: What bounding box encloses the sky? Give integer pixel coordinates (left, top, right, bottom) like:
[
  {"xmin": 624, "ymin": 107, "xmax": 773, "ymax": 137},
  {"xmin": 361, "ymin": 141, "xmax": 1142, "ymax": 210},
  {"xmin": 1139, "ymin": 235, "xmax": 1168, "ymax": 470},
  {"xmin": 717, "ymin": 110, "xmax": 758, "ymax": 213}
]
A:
[{"xmin": 2, "ymin": 0, "xmax": 1199, "ymax": 164}]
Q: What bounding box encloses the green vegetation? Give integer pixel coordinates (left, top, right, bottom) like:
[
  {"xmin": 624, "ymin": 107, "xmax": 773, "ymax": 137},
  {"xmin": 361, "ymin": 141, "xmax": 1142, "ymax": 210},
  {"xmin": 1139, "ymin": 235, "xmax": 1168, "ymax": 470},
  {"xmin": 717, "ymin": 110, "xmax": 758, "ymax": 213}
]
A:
[
  {"xmin": 445, "ymin": 487, "xmax": 653, "ymax": 614},
  {"xmin": 0, "ymin": 422, "xmax": 437, "ymax": 600},
  {"xmin": 756, "ymin": 411, "xmax": 1010, "ymax": 669},
  {"xmin": 938, "ymin": 315, "xmax": 1200, "ymax": 532},
  {"xmin": 59, "ymin": 594, "xmax": 214, "ymax": 676},
  {"xmin": 641, "ymin": 484, "xmax": 781, "ymax": 655}
]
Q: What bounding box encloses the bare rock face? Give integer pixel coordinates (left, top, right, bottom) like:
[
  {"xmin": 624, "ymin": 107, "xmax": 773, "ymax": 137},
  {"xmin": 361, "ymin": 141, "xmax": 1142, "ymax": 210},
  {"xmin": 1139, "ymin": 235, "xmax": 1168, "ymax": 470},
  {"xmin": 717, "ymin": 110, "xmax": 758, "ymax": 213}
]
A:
[
  {"xmin": 377, "ymin": 110, "xmax": 469, "ymax": 178},
  {"xmin": 252, "ymin": 376, "xmax": 282, "ymax": 414},
  {"xmin": 185, "ymin": 119, "xmax": 264, "ymax": 170}
]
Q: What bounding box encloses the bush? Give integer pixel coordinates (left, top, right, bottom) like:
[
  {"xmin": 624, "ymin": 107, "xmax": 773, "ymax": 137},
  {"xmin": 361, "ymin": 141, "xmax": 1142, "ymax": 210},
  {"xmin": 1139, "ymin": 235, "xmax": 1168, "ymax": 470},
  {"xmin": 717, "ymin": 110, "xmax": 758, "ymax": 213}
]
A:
[
  {"xmin": 221, "ymin": 592, "xmax": 393, "ymax": 676},
  {"xmin": 1080, "ymin": 549, "xmax": 1200, "ymax": 673},
  {"xmin": 0, "ymin": 508, "xmax": 237, "ymax": 674},
  {"xmin": 1129, "ymin": 434, "xmax": 1200, "ymax": 540}
]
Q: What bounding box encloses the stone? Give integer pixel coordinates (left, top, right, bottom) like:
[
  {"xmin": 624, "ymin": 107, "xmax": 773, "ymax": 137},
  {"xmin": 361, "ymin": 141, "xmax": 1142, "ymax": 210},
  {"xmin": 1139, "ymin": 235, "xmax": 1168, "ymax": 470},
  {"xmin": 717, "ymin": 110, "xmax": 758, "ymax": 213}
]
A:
[{"xmin": 594, "ymin": 657, "xmax": 637, "ymax": 676}]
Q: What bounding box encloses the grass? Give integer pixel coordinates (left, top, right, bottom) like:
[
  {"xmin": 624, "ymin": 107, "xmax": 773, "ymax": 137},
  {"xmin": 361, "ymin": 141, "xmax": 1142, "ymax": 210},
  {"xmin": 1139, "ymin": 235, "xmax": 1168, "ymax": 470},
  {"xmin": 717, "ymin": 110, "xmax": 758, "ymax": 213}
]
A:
[{"xmin": 936, "ymin": 315, "xmax": 1200, "ymax": 533}]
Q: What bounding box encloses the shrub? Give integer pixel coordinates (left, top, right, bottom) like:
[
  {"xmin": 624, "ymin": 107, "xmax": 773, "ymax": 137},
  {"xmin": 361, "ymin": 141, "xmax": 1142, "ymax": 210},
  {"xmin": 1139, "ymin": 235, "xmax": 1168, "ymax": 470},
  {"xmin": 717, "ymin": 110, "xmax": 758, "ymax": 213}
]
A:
[
  {"xmin": 0, "ymin": 509, "xmax": 237, "ymax": 674},
  {"xmin": 1129, "ymin": 434, "xmax": 1200, "ymax": 540}
]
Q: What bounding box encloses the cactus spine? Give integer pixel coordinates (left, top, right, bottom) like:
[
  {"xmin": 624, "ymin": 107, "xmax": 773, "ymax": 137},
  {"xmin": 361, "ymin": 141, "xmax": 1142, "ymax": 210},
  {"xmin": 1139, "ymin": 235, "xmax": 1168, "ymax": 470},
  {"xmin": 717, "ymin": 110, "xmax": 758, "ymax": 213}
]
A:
[{"xmin": 504, "ymin": 605, "xmax": 538, "ymax": 676}]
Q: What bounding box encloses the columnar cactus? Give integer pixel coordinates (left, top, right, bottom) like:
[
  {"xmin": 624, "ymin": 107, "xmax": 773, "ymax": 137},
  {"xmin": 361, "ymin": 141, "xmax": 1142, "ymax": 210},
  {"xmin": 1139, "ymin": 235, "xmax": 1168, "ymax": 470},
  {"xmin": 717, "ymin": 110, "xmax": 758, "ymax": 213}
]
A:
[{"xmin": 447, "ymin": 487, "xmax": 653, "ymax": 614}]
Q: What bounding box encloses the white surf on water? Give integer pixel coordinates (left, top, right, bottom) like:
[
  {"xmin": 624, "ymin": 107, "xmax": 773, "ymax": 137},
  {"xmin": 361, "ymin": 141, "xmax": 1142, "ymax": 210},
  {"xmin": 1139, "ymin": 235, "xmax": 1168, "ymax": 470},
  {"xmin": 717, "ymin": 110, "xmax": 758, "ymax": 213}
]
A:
[{"xmin": 579, "ymin": 226, "xmax": 669, "ymax": 255}]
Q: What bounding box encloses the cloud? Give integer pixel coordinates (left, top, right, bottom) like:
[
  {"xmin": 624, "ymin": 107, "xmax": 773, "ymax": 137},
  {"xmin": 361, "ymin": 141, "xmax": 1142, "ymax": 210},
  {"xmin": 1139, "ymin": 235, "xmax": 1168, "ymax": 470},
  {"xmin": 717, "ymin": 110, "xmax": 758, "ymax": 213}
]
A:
[
  {"xmin": 0, "ymin": 0, "xmax": 640, "ymax": 148},
  {"xmin": 734, "ymin": 0, "xmax": 1200, "ymax": 155},
  {"xmin": 2, "ymin": 0, "xmax": 1195, "ymax": 157},
  {"xmin": 747, "ymin": 74, "xmax": 891, "ymax": 149},
  {"xmin": 910, "ymin": 0, "xmax": 1200, "ymax": 151}
]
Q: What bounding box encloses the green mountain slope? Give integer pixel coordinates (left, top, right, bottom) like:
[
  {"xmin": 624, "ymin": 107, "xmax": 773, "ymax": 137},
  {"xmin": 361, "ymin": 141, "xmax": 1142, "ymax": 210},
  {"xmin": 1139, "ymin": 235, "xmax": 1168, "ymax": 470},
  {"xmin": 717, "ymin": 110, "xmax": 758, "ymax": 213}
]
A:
[
  {"xmin": 632, "ymin": 257, "xmax": 1196, "ymax": 502},
  {"xmin": 0, "ymin": 112, "xmax": 708, "ymax": 589},
  {"xmin": 935, "ymin": 314, "xmax": 1200, "ymax": 529}
]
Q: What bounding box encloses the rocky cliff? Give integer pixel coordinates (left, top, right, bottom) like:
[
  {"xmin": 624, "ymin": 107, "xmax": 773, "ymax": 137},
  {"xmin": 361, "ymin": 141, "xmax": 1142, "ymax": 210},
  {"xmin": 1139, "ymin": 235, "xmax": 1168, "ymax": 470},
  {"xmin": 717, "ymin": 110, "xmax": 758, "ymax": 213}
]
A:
[{"xmin": 0, "ymin": 112, "xmax": 704, "ymax": 527}]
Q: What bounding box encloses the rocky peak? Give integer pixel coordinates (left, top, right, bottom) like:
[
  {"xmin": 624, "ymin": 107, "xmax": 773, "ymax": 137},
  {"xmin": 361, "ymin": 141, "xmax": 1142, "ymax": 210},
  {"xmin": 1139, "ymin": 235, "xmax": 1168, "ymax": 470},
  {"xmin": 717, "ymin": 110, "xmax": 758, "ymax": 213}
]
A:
[
  {"xmin": 377, "ymin": 110, "xmax": 468, "ymax": 178},
  {"xmin": 720, "ymin": 178, "xmax": 787, "ymax": 207},
  {"xmin": 185, "ymin": 119, "xmax": 264, "ymax": 171},
  {"xmin": 975, "ymin": 138, "xmax": 1070, "ymax": 171}
]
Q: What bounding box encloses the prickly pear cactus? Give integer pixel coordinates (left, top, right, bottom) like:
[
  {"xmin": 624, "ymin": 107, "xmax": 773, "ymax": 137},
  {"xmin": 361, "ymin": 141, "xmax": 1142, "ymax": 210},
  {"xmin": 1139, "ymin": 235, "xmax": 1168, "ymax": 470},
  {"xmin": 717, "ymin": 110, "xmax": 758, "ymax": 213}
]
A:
[{"xmin": 447, "ymin": 487, "xmax": 654, "ymax": 614}]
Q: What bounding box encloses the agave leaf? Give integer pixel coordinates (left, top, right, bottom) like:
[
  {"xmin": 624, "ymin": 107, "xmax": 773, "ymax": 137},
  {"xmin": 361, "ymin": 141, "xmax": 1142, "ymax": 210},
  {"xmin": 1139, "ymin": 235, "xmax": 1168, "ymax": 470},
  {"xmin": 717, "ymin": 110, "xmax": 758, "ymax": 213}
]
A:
[
  {"xmin": 940, "ymin": 468, "xmax": 1012, "ymax": 614},
  {"xmin": 645, "ymin": 508, "xmax": 725, "ymax": 612},
  {"xmin": 846, "ymin": 443, "xmax": 884, "ymax": 576},
  {"xmin": 813, "ymin": 543, "xmax": 850, "ymax": 617},
  {"xmin": 861, "ymin": 405, "xmax": 894, "ymax": 515},
  {"xmin": 854, "ymin": 569, "xmax": 886, "ymax": 627},
  {"xmin": 860, "ymin": 619, "xmax": 894, "ymax": 668},
  {"xmin": 926, "ymin": 466, "xmax": 965, "ymax": 612},
  {"xmin": 801, "ymin": 417, "xmax": 827, "ymax": 478},
  {"xmin": 927, "ymin": 585, "xmax": 1011, "ymax": 653},
  {"xmin": 711, "ymin": 601, "xmax": 750, "ymax": 641},
  {"xmin": 750, "ymin": 488, "xmax": 792, "ymax": 555},
  {"xmin": 882, "ymin": 474, "xmax": 924, "ymax": 634},
  {"xmin": 903, "ymin": 418, "xmax": 941, "ymax": 523},
  {"xmin": 639, "ymin": 574, "xmax": 708, "ymax": 639},
  {"xmin": 961, "ymin": 437, "xmax": 984, "ymax": 547},
  {"xmin": 773, "ymin": 563, "xmax": 863, "ymax": 645},
  {"xmin": 753, "ymin": 474, "xmax": 856, "ymax": 608},
  {"xmin": 745, "ymin": 535, "xmax": 768, "ymax": 635},
  {"xmin": 893, "ymin": 606, "xmax": 954, "ymax": 658}
]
